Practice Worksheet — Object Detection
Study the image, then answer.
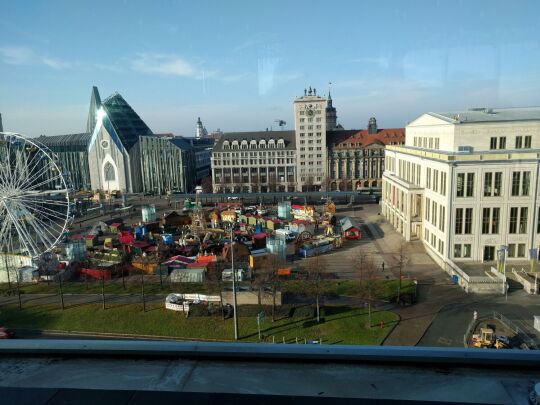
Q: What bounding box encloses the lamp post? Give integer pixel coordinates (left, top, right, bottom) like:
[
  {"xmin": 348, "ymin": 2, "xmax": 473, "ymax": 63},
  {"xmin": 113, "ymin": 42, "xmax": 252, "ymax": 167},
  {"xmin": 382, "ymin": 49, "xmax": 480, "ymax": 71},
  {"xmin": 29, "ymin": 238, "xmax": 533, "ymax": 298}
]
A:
[
  {"xmin": 3, "ymin": 251, "xmax": 12, "ymax": 292},
  {"xmin": 229, "ymin": 225, "xmax": 239, "ymax": 340}
]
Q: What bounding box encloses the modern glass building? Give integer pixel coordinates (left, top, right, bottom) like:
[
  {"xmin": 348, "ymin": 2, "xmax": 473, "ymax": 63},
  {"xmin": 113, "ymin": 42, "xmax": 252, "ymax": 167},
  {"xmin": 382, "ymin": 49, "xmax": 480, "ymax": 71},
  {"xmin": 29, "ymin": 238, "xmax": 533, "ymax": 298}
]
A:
[
  {"xmin": 36, "ymin": 133, "xmax": 92, "ymax": 190},
  {"xmin": 36, "ymin": 86, "xmax": 212, "ymax": 194}
]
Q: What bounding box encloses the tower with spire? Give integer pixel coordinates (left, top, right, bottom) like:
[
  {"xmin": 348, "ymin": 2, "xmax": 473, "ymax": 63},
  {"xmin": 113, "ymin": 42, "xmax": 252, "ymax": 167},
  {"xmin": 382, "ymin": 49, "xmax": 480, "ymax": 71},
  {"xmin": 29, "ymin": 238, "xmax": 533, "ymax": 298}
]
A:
[
  {"xmin": 326, "ymin": 90, "xmax": 337, "ymax": 131},
  {"xmin": 196, "ymin": 117, "xmax": 207, "ymax": 139}
]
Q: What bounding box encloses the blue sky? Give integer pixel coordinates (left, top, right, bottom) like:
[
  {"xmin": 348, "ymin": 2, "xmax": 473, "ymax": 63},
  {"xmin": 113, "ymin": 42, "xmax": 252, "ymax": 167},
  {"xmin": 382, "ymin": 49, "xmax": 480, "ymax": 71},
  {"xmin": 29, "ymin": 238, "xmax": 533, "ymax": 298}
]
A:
[{"xmin": 1, "ymin": 0, "xmax": 540, "ymax": 137}]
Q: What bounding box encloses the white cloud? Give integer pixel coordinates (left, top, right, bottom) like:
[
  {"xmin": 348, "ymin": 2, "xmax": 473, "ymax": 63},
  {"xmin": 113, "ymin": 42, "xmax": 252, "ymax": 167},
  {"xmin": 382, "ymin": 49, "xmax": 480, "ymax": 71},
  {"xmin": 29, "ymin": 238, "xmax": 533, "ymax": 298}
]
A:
[
  {"xmin": 0, "ymin": 46, "xmax": 33, "ymax": 65},
  {"xmin": 131, "ymin": 53, "xmax": 199, "ymax": 77},
  {"xmin": 42, "ymin": 56, "xmax": 72, "ymax": 70}
]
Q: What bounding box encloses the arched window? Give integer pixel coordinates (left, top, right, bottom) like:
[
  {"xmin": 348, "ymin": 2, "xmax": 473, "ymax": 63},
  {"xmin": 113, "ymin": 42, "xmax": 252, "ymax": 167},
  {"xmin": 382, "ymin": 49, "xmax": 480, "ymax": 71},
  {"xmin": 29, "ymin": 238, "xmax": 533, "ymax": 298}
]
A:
[
  {"xmin": 268, "ymin": 139, "xmax": 276, "ymax": 148},
  {"xmin": 232, "ymin": 141, "xmax": 239, "ymax": 150},
  {"xmin": 241, "ymin": 140, "xmax": 248, "ymax": 149},
  {"xmin": 250, "ymin": 140, "xmax": 257, "ymax": 149},
  {"xmin": 223, "ymin": 141, "xmax": 230, "ymax": 150},
  {"xmin": 259, "ymin": 140, "xmax": 266, "ymax": 149},
  {"xmin": 104, "ymin": 162, "xmax": 115, "ymax": 181},
  {"xmin": 277, "ymin": 139, "xmax": 285, "ymax": 148}
]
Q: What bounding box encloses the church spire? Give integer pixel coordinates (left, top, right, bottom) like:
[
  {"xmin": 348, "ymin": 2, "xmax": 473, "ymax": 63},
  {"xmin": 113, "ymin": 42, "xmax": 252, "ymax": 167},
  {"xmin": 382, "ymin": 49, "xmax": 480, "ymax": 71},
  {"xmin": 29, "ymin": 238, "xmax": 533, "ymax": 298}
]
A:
[{"xmin": 87, "ymin": 86, "xmax": 102, "ymax": 133}]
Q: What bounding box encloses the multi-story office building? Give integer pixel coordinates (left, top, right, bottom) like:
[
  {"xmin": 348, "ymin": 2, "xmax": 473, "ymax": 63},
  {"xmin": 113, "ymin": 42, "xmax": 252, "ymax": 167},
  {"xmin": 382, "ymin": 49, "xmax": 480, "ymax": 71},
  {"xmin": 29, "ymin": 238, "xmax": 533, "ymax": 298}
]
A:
[
  {"xmin": 211, "ymin": 87, "xmax": 403, "ymax": 193},
  {"xmin": 327, "ymin": 118, "xmax": 404, "ymax": 191},
  {"xmin": 293, "ymin": 87, "xmax": 328, "ymax": 191},
  {"xmin": 211, "ymin": 131, "xmax": 296, "ymax": 193},
  {"xmin": 37, "ymin": 86, "xmax": 213, "ymax": 194},
  {"xmin": 382, "ymin": 107, "xmax": 540, "ymax": 270}
]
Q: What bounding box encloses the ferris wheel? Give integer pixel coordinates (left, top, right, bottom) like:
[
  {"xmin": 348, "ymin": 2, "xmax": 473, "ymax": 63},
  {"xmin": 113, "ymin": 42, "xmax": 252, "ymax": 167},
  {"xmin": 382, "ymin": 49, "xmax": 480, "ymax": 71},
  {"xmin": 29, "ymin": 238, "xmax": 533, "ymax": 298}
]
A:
[{"xmin": 0, "ymin": 132, "xmax": 71, "ymax": 259}]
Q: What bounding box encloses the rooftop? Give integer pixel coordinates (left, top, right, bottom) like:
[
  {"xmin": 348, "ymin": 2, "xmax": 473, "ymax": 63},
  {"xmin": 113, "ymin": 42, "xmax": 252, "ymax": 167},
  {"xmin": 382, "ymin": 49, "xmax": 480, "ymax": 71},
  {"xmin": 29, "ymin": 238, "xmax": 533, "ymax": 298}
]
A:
[
  {"xmin": 36, "ymin": 133, "xmax": 92, "ymax": 150},
  {"xmin": 213, "ymin": 130, "xmax": 296, "ymax": 151},
  {"xmin": 102, "ymin": 92, "xmax": 153, "ymax": 150},
  {"xmin": 328, "ymin": 128, "xmax": 405, "ymax": 148},
  {"xmin": 429, "ymin": 107, "xmax": 540, "ymax": 124}
]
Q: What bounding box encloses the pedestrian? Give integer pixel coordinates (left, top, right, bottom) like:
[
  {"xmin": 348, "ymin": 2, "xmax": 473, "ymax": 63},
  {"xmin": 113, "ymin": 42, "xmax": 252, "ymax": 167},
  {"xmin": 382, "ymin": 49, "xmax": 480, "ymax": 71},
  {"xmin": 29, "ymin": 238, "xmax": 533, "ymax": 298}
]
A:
[
  {"xmin": 473, "ymin": 310, "xmax": 478, "ymax": 321},
  {"xmin": 382, "ymin": 262, "xmax": 385, "ymax": 272}
]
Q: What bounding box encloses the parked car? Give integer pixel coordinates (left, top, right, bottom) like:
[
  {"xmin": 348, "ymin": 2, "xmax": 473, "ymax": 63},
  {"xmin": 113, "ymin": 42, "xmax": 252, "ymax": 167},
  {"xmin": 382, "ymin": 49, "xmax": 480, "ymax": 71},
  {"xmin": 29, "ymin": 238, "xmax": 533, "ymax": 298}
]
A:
[{"xmin": 0, "ymin": 326, "xmax": 15, "ymax": 339}]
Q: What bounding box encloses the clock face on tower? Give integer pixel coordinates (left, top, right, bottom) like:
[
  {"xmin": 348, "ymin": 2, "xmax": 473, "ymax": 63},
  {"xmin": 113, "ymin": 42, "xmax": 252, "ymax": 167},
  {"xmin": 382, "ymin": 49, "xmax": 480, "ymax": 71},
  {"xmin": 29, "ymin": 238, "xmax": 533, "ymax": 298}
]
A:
[{"xmin": 306, "ymin": 104, "xmax": 314, "ymax": 116}]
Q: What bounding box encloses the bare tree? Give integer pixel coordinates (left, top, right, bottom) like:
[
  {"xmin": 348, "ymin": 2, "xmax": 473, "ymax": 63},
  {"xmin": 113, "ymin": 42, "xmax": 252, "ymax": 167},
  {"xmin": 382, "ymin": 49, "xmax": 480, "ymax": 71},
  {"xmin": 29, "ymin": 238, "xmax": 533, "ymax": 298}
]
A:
[
  {"xmin": 268, "ymin": 173, "xmax": 278, "ymax": 192},
  {"xmin": 201, "ymin": 176, "xmax": 213, "ymax": 193},
  {"xmin": 305, "ymin": 252, "xmax": 327, "ymax": 323},
  {"xmin": 251, "ymin": 174, "xmax": 260, "ymax": 193},
  {"xmin": 354, "ymin": 254, "xmax": 381, "ymax": 328},
  {"xmin": 396, "ymin": 243, "xmax": 407, "ymax": 304},
  {"xmin": 304, "ymin": 175, "xmax": 315, "ymax": 192},
  {"xmin": 258, "ymin": 253, "xmax": 284, "ymax": 321},
  {"xmin": 322, "ymin": 175, "xmax": 332, "ymax": 192}
]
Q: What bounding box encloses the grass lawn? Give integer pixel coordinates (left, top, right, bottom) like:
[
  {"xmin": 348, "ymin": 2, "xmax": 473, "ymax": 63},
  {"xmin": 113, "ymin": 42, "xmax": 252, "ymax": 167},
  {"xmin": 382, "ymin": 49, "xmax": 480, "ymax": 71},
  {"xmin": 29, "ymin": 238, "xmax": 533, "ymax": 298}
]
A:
[
  {"xmin": 0, "ymin": 303, "xmax": 398, "ymax": 345},
  {"xmin": 282, "ymin": 279, "xmax": 416, "ymax": 301},
  {"xmin": 0, "ymin": 279, "xmax": 415, "ymax": 301}
]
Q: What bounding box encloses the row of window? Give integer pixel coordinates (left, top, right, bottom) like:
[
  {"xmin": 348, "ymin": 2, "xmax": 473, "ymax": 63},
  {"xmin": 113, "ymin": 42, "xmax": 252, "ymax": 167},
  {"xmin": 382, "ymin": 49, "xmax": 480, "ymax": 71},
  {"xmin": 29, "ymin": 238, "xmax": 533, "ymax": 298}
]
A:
[
  {"xmin": 299, "ymin": 132, "xmax": 322, "ymax": 137},
  {"xmin": 426, "ymin": 168, "xmax": 447, "ymax": 196},
  {"xmin": 299, "ymin": 117, "xmax": 322, "ymax": 123},
  {"xmin": 424, "ymin": 228, "xmax": 444, "ymax": 255},
  {"xmin": 214, "ymin": 158, "xmax": 295, "ymax": 166},
  {"xmin": 222, "ymin": 139, "xmax": 286, "ymax": 149},
  {"xmin": 455, "ymin": 206, "xmax": 528, "ymax": 235},
  {"xmin": 490, "ymin": 135, "xmax": 532, "ymax": 150},
  {"xmin": 299, "ymin": 147, "xmax": 322, "ymax": 151},
  {"xmin": 299, "ymin": 125, "xmax": 322, "ymax": 130},
  {"xmin": 398, "ymin": 159, "xmax": 421, "ymax": 184},
  {"xmin": 215, "ymin": 151, "xmax": 294, "ymax": 158},
  {"xmin": 425, "ymin": 198, "xmax": 446, "ymax": 232},
  {"xmin": 299, "ymin": 110, "xmax": 322, "ymax": 115},
  {"xmin": 457, "ymin": 171, "xmax": 531, "ymax": 198},
  {"xmin": 299, "ymin": 139, "xmax": 322, "ymax": 145},
  {"xmin": 413, "ymin": 137, "xmax": 440, "ymax": 149}
]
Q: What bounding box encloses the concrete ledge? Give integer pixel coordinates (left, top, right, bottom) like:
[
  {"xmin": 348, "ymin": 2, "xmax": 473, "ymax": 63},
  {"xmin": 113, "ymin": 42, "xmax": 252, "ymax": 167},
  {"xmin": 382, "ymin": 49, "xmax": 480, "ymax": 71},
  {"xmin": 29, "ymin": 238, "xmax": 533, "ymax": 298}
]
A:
[{"xmin": 1, "ymin": 339, "xmax": 539, "ymax": 367}]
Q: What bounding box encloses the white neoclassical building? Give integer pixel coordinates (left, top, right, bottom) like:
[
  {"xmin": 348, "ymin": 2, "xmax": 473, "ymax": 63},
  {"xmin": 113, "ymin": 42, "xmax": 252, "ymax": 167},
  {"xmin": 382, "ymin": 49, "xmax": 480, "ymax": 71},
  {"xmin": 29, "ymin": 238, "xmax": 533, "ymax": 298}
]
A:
[{"xmin": 382, "ymin": 107, "xmax": 540, "ymax": 271}]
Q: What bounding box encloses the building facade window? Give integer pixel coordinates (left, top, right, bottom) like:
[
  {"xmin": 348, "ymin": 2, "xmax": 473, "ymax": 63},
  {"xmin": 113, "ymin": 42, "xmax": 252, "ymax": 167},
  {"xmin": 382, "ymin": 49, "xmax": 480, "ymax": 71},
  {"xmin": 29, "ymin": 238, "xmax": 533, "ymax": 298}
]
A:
[
  {"xmin": 457, "ymin": 173, "xmax": 474, "ymax": 197},
  {"xmin": 104, "ymin": 162, "xmax": 115, "ymax": 181}
]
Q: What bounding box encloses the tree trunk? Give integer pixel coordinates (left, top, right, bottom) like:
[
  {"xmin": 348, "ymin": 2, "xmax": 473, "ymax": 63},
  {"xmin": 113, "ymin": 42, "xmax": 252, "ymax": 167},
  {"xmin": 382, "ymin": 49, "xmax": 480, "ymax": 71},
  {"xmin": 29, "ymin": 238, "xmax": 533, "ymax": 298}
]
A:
[
  {"xmin": 316, "ymin": 293, "xmax": 320, "ymax": 323},
  {"xmin": 272, "ymin": 286, "xmax": 276, "ymax": 322}
]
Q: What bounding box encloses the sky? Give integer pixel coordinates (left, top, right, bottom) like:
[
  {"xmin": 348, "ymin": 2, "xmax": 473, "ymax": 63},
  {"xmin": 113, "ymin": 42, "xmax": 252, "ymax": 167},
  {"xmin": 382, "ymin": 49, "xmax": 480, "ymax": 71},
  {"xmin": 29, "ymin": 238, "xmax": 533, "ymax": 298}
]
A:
[{"xmin": 1, "ymin": 0, "xmax": 540, "ymax": 137}]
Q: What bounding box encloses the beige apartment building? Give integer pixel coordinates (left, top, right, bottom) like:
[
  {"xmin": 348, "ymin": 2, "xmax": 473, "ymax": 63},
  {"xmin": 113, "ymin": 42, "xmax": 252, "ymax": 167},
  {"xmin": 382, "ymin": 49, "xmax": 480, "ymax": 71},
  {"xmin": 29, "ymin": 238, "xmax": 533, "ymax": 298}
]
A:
[{"xmin": 382, "ymin": 107, "xmax": 540, "ymax": 274}]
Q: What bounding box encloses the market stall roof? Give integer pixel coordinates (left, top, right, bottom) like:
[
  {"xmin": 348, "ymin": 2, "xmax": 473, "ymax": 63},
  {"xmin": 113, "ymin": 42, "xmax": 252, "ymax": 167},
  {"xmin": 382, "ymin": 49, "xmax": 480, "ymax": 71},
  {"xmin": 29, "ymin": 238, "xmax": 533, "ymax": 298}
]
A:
[
  {"xmin": 84, "ymin": 234, "xmax": 97, "ymax": 239},
  {"xmin": 196, "ymin": 255, "xmax": 216, "ymax": 264},
  {"xmin": 162, "ymin": 255, "xmax": 195, "ymax": 265},
  {"xmin": 339, "ymin": 217, "xmax": 359, "ymax": 232},
  {"xmin": 110, "ymin": 222, "xmax": 122, "ymax": 227},
  {"xmin": 70, "ymin": 234, "xmax": 85, "ymax": 240}
]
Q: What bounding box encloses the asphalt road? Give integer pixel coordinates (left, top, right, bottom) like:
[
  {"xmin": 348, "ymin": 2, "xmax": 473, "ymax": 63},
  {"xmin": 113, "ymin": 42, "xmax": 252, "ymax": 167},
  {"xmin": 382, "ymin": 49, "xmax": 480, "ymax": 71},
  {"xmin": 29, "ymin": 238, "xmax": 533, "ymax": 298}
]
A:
[{"xmin": 417, "ymin": 290, "xmax": 540, "ymax": 347}]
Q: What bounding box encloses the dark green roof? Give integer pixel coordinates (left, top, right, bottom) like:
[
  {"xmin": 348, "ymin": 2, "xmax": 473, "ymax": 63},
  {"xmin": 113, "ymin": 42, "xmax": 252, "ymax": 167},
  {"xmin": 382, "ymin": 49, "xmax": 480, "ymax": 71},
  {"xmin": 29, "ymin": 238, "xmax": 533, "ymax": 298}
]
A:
[
  {"xmin": 36, "ymin": 133, "xmax": 91, "ymax": 151},
  {"xmin": 102, "ymin": 92, "xmax": 153, "ymax": 150}
]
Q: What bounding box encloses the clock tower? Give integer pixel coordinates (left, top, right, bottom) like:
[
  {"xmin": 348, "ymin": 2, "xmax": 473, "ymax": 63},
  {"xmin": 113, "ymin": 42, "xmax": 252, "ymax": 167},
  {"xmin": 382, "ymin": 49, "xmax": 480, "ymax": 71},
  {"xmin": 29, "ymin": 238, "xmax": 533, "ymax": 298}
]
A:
[{"xmin": 293, "ymin": 86, "xmax": 328, "ymax": 191}]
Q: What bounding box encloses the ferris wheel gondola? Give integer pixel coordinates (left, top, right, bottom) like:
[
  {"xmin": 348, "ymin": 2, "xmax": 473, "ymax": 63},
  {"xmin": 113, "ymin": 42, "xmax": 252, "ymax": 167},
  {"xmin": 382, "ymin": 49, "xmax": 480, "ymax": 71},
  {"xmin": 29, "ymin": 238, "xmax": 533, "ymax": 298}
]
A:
[{"xmin": 0, "ymin": 132, "xmax": 72, "ymax": 258}]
